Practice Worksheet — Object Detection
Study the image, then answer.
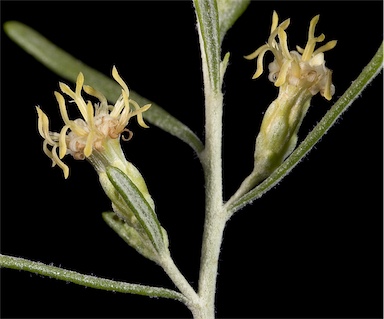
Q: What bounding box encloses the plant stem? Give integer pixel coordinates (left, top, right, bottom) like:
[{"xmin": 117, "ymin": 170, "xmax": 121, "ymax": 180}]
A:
[
  {"xmin": 197, "ymin": 57, "xmax": 226, "ymax": 319},
  {"xmin": 193, "ymin": 0, "xmax": 227, "ymax": 316},
  {"xmin": 225, "ymin": 169, "xmax": 265, "ymax": 209},
  {"xmin": 159, "ymin": 253, "xmax": 202, "ymax": 315},
  {"xmin": 197, "ymin": 203, "xmax": 226, "ymax": 319}
]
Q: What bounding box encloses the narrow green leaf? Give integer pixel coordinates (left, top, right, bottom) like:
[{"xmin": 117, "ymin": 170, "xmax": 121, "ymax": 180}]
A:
[
  {"xmin": 193, "ymin": 0, "xmax": 221, "ymax": 92},
  {"xmin": 217, "ymin": 0, "xmax": 250, "ymax": 44},
  {"xmin": 227, "ymin": 42, "xmax": 384, "ymax": 217},
  {"xmin": 220, "ymin": 51, "xmax": 231, "ymax": 85},
  {"xmin": 102, "ymin": 212, "xmax": 160, "ymax": 263},
  {"xmin": 3, "ymin": 21, "xmax": 204, "ymax": 155},
  {"xmin": 106, "ymin": 166, "xmax": 165, "ymax": 254},
  {"xmin": 0, "ymin": 254, "xmax": 186, "ymax": 302}
]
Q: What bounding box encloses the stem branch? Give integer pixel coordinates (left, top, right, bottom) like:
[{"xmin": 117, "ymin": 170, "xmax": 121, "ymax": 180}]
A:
[{"xmin": 159, "ymin": 254, "xmax": 201, "ymax": 314}]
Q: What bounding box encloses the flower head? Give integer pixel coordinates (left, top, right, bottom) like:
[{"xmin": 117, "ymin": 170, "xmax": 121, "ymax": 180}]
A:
[
  {"xmin": 36, "ymin": 66, "xmax": 151, "ymax": 178},
  {"xmin": 245, "ymin": 11, "xmax": 337, "ymax": 100},
  {"xmin": 240, "ymin": 12, "xmax": 338, "ymax": 190}
]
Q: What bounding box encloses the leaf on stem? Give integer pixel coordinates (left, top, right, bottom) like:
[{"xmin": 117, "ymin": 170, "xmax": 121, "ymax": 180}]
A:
[
  {"xmin": 106, "ymin": 166, "xmax": 166, "ymax": 255},
  {"xmin": 217, "ymin": 0, "xmax": 250, "ymax": 44},
  {"xmin": 3, "ymin": 21, "xmax": 204, "ymax": 155},
  {"xmin": 0, "ymin": 254, "xmax": 187, "ymax": 302},
  {"xmin": 102, "ymin": 212, "xmax": 161, "ymax": 263},
  {"xmin": 193, "ymin": 0, "xmax": 221, "ymax": 92}
]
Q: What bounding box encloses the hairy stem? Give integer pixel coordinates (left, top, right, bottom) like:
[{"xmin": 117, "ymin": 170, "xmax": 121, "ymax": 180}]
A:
[
  {"xmin": 159, "ymin": 253, "xmax": 202, "ymax": 315},
  {"xmin": 193, "ymin": 0, "xmax": 228, "ymax": 317},
  {"xmin": 196, "ymin": 21, "xmax": 225, "ymax": 319},
  {"xmin": 198, "ymin": 89, "xmax": 225, "ymax": 318}
]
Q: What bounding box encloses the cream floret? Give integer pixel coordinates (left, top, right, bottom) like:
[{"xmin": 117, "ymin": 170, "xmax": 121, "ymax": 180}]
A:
[{"xmin": 245, "ymin": 11, "xmax": 337, "ymax": 100}]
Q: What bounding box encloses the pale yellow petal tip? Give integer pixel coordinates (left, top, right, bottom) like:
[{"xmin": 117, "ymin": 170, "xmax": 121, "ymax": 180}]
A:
[
  {"xmin": 314, "ymin": 40, "xmax": 337, "ymax": 56},
  {"xmin": 310, "ymin": 14, "xmax": 320, "ymax": 30},
  {"xmin": 317, "ymin": 33, "xmax": 326, "ymax": 42},
  {"xmin": 112, "ymin": 65, "xmax": 120, "ymax": 81},
  {"xmin": 76, "ymin": 72, "xmax": 85, "ymax": 86},
  {"xmin": 139, "ymin": 104, "xmax": 151, "ymax": 128},
  {"xmin": 323, "ymin": 71, "xmax": 334, "ymax": 101},
  {"xmin": 54, "ymin": 91, "xmax": 64, "ymax": 103},
  {"xmin": 252, "ymin": 71, "xmax": 262, "ymax": 80},
  {"xmin": 112, "ymin": 66, "xmax": 123, "ymax": 85},
  {"xmin": 58, "ymin": 82, "xmax": 67, "ymax": 91},
  {"xmin": 112, "ymin": 66, "xmax": 130, "ymax": 95},
  {"xmin": 313, "ymin": 14, "xmax": 320, "ymax": 21},
  {"xmin": 244, "ymin": 53, "xmax": 255, "ymax": 60},
  {"xmin": 274, "ymin": 61, "xmax": 290, "ymax": 87},
  {"xmin": 59, "ymin": 82, "xmax": 72, "ymax": 96},
  {"xmin": 84, "ymin": 131, "xmax": 94, "ymax": 158},
  {"xmin": 84, "ymin": 146, "xmax": 93, "ymax": 157},
  {"xmin": 35, "ymin": 105, "xmax": 43, "ymax": 115},
  {"xmin": 140, "ymin": 123, "xmax": 150, "ymax": 129},
  {"xmin": 143, "ymin": 103, "xmax": 152, "ymax": 111},
  {"xmin": 330, "ymin": 40, "xmax": 338, "ymax": 48},
  {"xmin": 323, "ymin": 90, "xmax": 332, "ymax": 101},
  {"xmin": 62, "ymin": 166, "xmax": 70, "ymax": 179},
  {"xmin": 35, "ymin": 106, "xmax": 45, "ymax": 137},
  {"xmin": 271, "ymin": 11, "xmax": 279, "ymax": 32},
  {"xmin": 280, "ymin": 18, "xmax": 291, "ymax": 30},
  {"xmin": 296, "ymin": 45, "xmax": 304, "ymax": 53}
]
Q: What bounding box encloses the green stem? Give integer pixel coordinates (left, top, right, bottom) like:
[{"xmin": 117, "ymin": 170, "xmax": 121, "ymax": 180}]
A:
[
  {"xmin": 226, "ymin": 42, "xmax": 383, "ymax": 217},
  {"xmin": 193, "ymin": 1, "xmax": 226, "ymax": 317},
  {"xmin": 0, "ymin": 254, "xmax": 187, "ymax": 303},
  {"xmin": 197, "ymin": 205, "xmax": 226, "ymax": 319},
  {"xmin": 197, "ymin": 88, "xmax": 225, "ymax": 319},
  {"xmin": 159, "ymin": 254, "xmax": 202, "ymax": 317}
]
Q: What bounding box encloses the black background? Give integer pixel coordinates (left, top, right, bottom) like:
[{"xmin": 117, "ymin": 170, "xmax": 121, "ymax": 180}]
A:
[{"xmin": 1, "ymin": 1, "xmax": 383, "ymax": 318}]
